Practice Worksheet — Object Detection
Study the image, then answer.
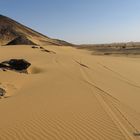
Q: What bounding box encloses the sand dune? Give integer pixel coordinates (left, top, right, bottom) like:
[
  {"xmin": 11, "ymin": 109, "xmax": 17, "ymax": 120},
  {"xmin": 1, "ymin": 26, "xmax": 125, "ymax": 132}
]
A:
[{"xmin": 0, "ymin": 45, "xmax": 140, "ymax": 140}]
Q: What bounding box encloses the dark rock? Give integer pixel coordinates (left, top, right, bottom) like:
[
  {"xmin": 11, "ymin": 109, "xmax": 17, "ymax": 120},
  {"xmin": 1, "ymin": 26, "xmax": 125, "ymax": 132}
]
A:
[
  {"xmin": 133, "ymin": 132, "xmax": 140, "ymax": 136},
  {"xmin": 0, "ymin": 59, "xmax": 31, "ymax": 72},
  {"xmin": 7, "ymin": 36, "xmax": 37, "ymax": 45},
  {"xmin": 31, "ymin": 46, "xmax": 38, "ymax": 49},
  {"xmin": 0, "ymin": 63, "xmax": 9, "ymax": 68},
  {"xmin": 40, "ymin": 46, "xmax": 44, "ymax": 49},
  {"xmin": 0, "ymin": 88, "xmax": 6, "ymax": 96}
]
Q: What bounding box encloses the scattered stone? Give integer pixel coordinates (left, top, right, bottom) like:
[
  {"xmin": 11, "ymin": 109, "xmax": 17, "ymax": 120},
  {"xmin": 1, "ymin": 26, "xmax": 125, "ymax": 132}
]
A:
[
  {"xmin": 2, "ymin": 69, "xmax": 6, "ymax": 72},
  {"xmin": 40, "ymin": 46, "xmax": 44, "ymax": 49},
  {"xmin": 133, "ymin": 132, "xmax": 140, "ymax": 136},
  {"xmin": 41, "ymin": 49, "xmax": 56, "ymax": 54},
  {"xmin": 38, "ymin": 46, "xmax": 56, "ymax": 54},
  {"xmin": 0, "ymin": 88, "xmax": 6, "ymax": 97},
  {"xmin": 31, "ymin": 46, "xmax": 38, "ymax": 49}
]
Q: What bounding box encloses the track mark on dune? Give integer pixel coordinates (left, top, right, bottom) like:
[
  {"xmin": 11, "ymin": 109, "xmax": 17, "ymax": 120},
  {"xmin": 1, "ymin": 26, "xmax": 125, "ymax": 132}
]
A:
[
  {"xmin": 79, "ymin": 66, "xmax": 140, "ymax": 140},
  {"xmin": 53, "ymin": 56, "xmax": 140, "ymax": 136},
  {"xmin": 73, "ymin": 59, "xmax": 89, "ymax": 69},
  {"xmin": 98, "ymin": 62, "xmax": 140, "ymax": 89}
]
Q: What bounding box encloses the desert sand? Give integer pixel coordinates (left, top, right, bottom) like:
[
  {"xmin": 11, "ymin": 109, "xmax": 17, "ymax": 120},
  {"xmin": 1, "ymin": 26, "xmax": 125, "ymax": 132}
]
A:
[{"xmin": 0, "ymin": 45, "xmax": 140, "ymax": 140}]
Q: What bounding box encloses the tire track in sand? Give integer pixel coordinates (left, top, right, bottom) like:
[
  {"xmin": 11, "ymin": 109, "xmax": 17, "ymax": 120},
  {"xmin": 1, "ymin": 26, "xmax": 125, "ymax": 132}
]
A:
[{"xmin": 77, "ymin": 60, "xmax": 139, "ymax": 140}]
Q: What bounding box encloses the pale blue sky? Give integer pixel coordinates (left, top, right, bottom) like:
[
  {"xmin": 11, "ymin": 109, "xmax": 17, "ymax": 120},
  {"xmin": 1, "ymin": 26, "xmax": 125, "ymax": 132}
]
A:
[{"xmin": 0, "ymin": 0, "xmax": 140, "ymax": 44}]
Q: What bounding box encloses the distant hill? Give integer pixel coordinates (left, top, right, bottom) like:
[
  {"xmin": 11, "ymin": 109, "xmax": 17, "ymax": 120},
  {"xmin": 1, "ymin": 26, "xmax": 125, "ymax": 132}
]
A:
[{"xmin": 0, "ymin": 15, "xmax": 72, "ymax": 46}]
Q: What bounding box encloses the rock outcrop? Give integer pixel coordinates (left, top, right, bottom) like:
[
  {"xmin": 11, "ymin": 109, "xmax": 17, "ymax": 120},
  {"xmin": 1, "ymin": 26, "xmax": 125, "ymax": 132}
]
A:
[
  {"xmin": 0, "ymin": 15, "xmax": 72, "ymax": 46},
  {"xmin": 7, "ymin": 36, "xmax": 36, "ymax": 45},
  {"xmin": 0, "ymin": 59, "xmax": 31, "ymax": 72}
]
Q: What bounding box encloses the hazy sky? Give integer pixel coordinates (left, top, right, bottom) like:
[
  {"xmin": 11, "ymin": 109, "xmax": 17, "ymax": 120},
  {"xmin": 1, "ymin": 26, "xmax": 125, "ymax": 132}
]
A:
[{"xmin": 1, "ymin": 0, "xmax": 140, "ymax": 44}]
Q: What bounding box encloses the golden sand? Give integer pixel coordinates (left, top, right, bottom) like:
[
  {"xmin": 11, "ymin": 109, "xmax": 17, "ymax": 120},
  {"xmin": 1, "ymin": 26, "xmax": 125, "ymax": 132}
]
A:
[{"xmin": 0, "ymin": 45, "xmax": 140, "ymax": 140}]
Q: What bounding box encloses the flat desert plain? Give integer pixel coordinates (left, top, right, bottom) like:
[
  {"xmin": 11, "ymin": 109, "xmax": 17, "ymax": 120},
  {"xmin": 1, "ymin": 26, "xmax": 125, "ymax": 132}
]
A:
[{"xmin": 0, "ymin": 45, "xmax": 140, "ymax": 140}]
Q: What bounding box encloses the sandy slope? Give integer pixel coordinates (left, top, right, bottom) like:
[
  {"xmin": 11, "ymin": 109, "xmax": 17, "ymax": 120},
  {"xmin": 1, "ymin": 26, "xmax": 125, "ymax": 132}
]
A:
[{"xmin": 0, "ymin": 45, "xmax": 140, "ymax": 140}]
